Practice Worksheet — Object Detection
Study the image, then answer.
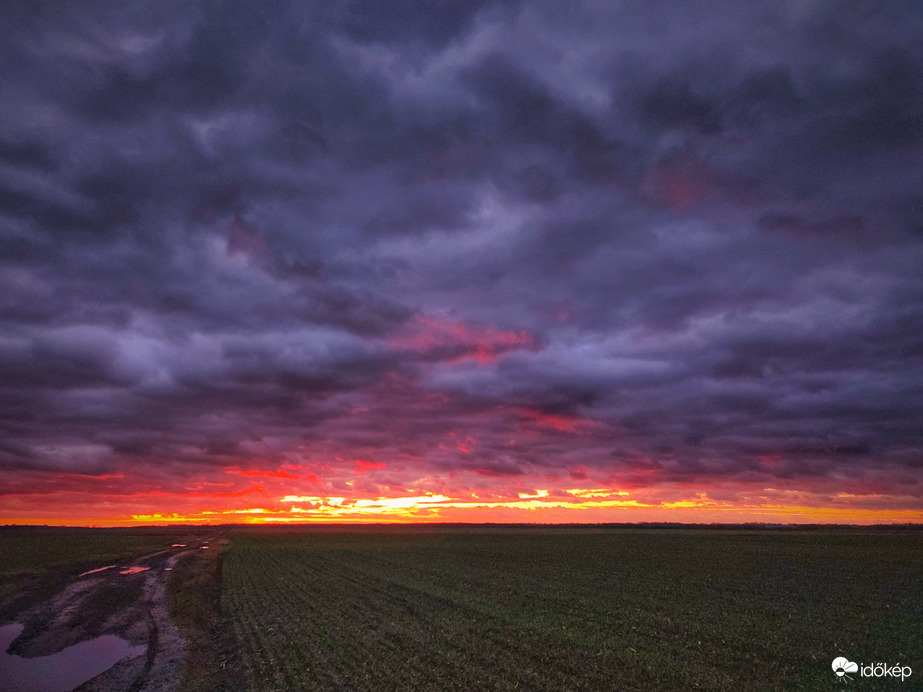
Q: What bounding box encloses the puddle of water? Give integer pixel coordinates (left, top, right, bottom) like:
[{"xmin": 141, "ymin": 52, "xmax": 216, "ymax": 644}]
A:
[
  {"xmin": 77, "ymin": 565, "xmax": 116, "ymax": 577},
  {"xmin": 118, "ymin": 567, "xmax": 149, "ymax": 575},
  {"xmin": 0, "ymin": 622, "xmax": 145, "ymax": 692}
]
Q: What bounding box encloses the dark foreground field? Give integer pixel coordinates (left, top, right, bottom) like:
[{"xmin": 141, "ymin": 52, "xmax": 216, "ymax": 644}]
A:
[
  {"xmin": 0, "ymin": 526, "xmax": 222, "ymax": 691},
  {"xmin": 222, "ymin": 527, "xmax": 923, "ymax": 691},
  {"xmin": 2, "ymin": 526, "xmax": 922, "ymax": 691}
]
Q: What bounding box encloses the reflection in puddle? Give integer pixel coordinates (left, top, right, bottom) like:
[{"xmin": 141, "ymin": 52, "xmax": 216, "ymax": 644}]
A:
[
  {"xmin": 77, "ymin": 565, "xmax": 116, "ymax": 577},
  {"xmin": 0, "ymin": 622, "xmax": 145, "ymax": 692},
  {"xmin": 171, "ymin": 544, "xmax": 186, "ymax": 547},
  {"xmin": 200, "ymin": 546, "xmax": 210, "ymax": 549},
  {"xmin": 118, "ymin": 566, "xmax": 150, "ymax": 575}
]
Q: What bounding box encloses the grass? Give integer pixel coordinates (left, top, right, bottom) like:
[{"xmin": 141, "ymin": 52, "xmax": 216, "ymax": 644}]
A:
[
  {"xmin": 2, "ymin": 526, "xmax": 920, "ymax": 690},
  {"xmin": 0, "ymin": 527, "xmax": 186, "ymax": 575},
  {"xmin": 167, "ymin": 541, "xmax": 245, "ymax": 691},
  {"xmin": 222, "ymin": 527, "xmax": 923, "ymax": 691},
  {"xmin": 0, "ymin": 526, "xmax": 191, "ymax": 623}
]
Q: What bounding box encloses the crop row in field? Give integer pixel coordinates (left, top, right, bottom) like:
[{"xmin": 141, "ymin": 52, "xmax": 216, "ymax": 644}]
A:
[
  {"xmin": 0, "ymin": 527, "xmax": 190, "ymax": 575},
  {"xmin": 222, "ymin": 528, "xmax": 923, "ymax": 691},
  {"xmin": 0, "ymin": 527, "xmax": 196, "ymax": 617}
]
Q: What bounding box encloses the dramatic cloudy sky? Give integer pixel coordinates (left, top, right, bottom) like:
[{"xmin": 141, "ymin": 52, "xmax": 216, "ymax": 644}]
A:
[{"xmin": 1, "ymin": 0, "xmax": 922, "ymax": 524}]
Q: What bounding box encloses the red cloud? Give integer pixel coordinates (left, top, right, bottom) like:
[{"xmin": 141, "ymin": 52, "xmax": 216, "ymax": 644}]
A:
[
  {"xmin": 355, "ymin": 460, "xmax": 387, "ymax": 473},
  {"xmin": 230, "ymin": 469, "xmax": 301, "ymax": 479},
  {"xmin": 641, "ymin": 148, "xmax": 715, "ymax": 210},
  {"xmin": 512, "ymin": 407, "xmax": 599, "ymax": 434},
  {"xmin": 390, "ymin": 314, "xmax": 534, "ymax": 363}
]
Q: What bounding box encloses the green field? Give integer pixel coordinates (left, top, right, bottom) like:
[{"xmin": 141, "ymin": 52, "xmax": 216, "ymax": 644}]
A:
[
  {"xmin": 222, "ymin": 527, "xmax": 923, "ymax": 691},
  {"xmin": 0, "ymin": 527, "xmax": 192, "ymax": 618},
  {"xmin": 1, "ymin": 526, "xmax": 920, "ymax": 690},
  {"xmin": 0, "ymin": 527, "xmax": 192, "ymax": 575}
]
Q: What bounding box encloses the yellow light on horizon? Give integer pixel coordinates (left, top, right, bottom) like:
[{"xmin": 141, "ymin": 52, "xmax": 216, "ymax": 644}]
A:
[
  {"xmin": 565, "ymin": 488, "xmax": 631, "ymax": 498},
  {"xmin": 112, "ymin": 487, "xmax": 923, "ymax": 526}
]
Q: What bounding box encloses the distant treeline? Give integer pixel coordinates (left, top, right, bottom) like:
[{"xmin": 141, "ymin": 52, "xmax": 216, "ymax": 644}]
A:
[{"xmin": 2, "ymin": 522, "xmax": 921, "ymax": 533}]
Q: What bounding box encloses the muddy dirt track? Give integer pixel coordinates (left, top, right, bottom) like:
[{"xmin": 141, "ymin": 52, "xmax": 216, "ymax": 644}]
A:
[{"xmin": 6, "ymin": 537, "xmax": 213, "ymax": 692}]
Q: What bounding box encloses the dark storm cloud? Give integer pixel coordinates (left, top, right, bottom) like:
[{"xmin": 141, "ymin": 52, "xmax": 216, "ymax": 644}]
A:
[
  {"xmin": 1, "ymin": 0, "xmax": 921, "ymax": 500},
  {"xmin": 317, "ymin": 0, "xmax": 502, "ymax": 49},
  {"xmin": 640, "ymin": 77, "xmax": 722, "ymax": 135}
]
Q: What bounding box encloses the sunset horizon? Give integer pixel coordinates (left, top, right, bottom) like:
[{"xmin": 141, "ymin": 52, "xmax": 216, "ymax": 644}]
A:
[{"xmin": 4, "ymin": 480, "xmax": 922, "ymax": 527}]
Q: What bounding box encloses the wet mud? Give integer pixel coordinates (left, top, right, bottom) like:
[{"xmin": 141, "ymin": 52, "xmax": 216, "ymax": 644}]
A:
[{"xmin": 2, "ymin": 538, "xmax": 211, "ymax": 692}]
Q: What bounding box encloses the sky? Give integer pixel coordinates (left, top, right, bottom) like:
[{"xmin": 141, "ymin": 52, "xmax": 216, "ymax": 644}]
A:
[{"xmin": 1, "ymin": 0, "xmax": 922, "ymax": 526}]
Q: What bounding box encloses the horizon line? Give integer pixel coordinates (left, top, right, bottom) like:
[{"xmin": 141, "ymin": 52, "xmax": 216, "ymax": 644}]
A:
[{"xmin": 3, "ymin": 520, "xmax": 922, "ymax": 530}]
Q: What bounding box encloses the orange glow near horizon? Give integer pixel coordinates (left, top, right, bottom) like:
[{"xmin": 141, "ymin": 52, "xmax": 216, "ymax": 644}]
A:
[{"xmin": 3, "ymin": 485, "xmax": 921, "ymax": 527}]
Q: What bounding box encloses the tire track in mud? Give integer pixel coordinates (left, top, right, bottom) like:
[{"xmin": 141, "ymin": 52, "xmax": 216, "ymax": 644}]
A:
[
  {"xmin": 120, "ymin": 544, "xmax": 208, "ymax": 692},
  {"xmin": 126, "ymin": 593, "xmax": 159, "ymax": 692},
  {"xmin": 6, "ymin": 537, "xmax": 213, "ymax": 692}
]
